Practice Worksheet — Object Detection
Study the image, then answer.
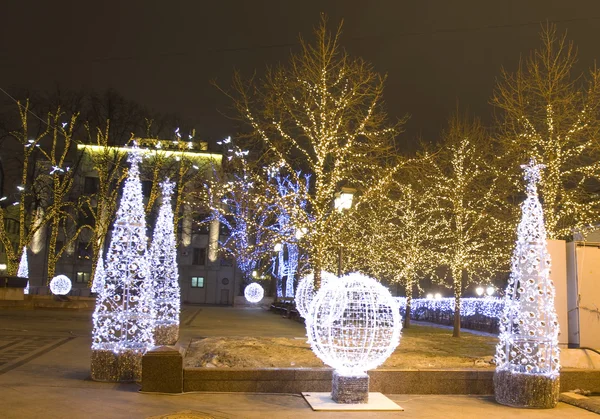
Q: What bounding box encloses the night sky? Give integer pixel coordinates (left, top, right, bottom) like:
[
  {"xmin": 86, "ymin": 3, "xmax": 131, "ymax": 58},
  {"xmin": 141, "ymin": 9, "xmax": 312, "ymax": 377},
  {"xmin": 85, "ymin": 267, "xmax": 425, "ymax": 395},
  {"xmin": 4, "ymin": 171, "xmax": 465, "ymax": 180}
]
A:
[{"xmin": 2, "ymin": 0, "xmax": 600, "ymax": 148}]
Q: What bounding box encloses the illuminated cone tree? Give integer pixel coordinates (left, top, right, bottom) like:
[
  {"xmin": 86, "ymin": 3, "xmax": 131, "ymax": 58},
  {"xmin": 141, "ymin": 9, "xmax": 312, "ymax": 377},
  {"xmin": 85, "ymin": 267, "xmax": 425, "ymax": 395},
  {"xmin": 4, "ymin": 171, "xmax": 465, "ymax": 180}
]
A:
[
  {"xmin": 90, "ymin": 249, "xmax": 105, "ymax": 294},
  {"xmin": 494, "ymin": 159, "xmax": 560, "ymax": 408},
  {"xmin": 149, "ymin": 179, "xmax": 180, "ymax": 345},
  {"xmin": 90, "ymin": 146, "xmax": 154, "ymax": 382},
  {"xmin": 18, "ymin": 247, "xmax": 29, "ymax": 294}
]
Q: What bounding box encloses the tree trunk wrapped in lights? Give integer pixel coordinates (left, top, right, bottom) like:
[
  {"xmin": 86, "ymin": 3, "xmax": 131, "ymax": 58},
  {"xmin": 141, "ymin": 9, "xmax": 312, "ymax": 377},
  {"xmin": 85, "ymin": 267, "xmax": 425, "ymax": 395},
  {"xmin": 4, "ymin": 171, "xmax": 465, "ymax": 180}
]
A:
[
  {"xmin": 494, "ymin": 159, "xmax": 560, "ymax": 409},
  {"xmin": 90, "ymin": 146, "xmax": 154, "ymax": 382},
  {"xmin": 149, "ymin": 179, "xmax": 180, "ymax": 345}
]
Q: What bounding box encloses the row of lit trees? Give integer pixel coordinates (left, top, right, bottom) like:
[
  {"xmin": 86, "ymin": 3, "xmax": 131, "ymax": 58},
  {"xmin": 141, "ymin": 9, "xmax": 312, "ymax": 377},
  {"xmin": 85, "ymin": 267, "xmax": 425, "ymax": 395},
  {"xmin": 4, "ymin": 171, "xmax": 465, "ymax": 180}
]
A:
[
  {"xmin": 214, "ymin": 19, "xmax": 600, "ymax": 337},
  {"xmin": 0, "ymin": 91, "xmax": 212, "ymax": 284}
]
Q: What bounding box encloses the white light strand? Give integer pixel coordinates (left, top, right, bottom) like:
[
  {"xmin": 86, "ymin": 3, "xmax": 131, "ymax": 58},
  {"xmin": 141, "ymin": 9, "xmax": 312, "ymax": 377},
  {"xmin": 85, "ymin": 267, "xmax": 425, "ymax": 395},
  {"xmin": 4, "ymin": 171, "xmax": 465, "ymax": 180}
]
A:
[
  {"xmin": 91, "ymin": 146, "xmax": 155, "ymax": 354},
  {"xmin": 495, "ymin": 159, "xmax": 560, "ymax": 377},
  {"xmin": 306, "ymin": 272, "xmax": 402, "ymax": 377},
  {"xmin": 295, "ymin": 271, "xmax": 337, "ymax": 319},
  {"xmin": 395, "ymin": 297, "xmax": 505, "ymax": 320},
  {"xmin": 149, "ymin": 179, "xmax": 181, "ymax": 330},
  {"xmin": 50, "ymin": 275, "xmax": 72, "ymax": 295}
]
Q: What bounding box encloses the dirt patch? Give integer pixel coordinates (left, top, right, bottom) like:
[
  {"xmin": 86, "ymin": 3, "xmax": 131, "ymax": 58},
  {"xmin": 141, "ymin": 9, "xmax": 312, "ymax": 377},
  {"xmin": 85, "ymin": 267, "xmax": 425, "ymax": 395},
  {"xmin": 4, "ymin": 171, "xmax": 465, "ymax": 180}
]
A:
[{"xmin": 184, "ymin": 325, "xmax": 497, "ymax": 369}]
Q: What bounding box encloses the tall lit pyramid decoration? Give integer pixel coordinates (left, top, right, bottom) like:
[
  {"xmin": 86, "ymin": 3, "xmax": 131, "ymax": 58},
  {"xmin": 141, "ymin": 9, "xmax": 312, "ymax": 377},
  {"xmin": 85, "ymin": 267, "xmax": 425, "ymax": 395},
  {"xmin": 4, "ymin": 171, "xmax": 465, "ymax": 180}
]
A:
[
  {"xmin": 18, "ymin": 247, "xmax": 29, "ymax": 294},
  {"xmin": 90, "ymin": 144, "xmax": 155, "ymax": 382},
  {"xmin": 149, "ymin": 178, "xmax": 180, "ymax": 345},
  {"xmin": 494, "ymin": 159, "xmax": 560, "ymax": 408},
  {"xmin": 91, "ymin": 249, "xmax": 105, "ymax": 294}
]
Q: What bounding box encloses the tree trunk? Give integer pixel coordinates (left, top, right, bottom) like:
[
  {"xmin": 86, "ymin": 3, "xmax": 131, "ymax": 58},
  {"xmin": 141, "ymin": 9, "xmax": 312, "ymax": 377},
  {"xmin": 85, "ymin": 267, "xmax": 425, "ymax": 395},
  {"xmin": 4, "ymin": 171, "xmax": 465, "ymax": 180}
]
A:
[
  {"xmin": 452, "ymin": 269, "xmax": 466, "ymax": 338},
  {"xmin": 404, "ymin": 280, "xmax": 413, "ymax": 329}
]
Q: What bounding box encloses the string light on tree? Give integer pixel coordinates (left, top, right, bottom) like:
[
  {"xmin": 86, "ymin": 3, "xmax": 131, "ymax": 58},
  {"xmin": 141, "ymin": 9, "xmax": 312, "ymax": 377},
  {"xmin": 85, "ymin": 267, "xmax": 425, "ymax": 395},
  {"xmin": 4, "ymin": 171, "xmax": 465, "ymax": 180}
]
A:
[
  {"xmin": 244, "ymin": 282, "xmax": 264, "ymax": 303},
  {"xmin": 49, "ymin": 275, "xmax": 72, "ymax": 295},
  {"xmin": 494, "ymin": 159, "xmax": 560, "ymax": 409},
  {"xmin": 17, "ymin": 247, "xmax": 29, "ymax": 294},
  {"xmin": 306, "ymin": 272, "xmax": 402, "ymax": 404},
  {"xmin": 90, "ymin": 144, "xmax": 155, "ymax": 382},
  {"xmin": 149, "ymin": 179, "xmax": 181, "ymax": 345}
]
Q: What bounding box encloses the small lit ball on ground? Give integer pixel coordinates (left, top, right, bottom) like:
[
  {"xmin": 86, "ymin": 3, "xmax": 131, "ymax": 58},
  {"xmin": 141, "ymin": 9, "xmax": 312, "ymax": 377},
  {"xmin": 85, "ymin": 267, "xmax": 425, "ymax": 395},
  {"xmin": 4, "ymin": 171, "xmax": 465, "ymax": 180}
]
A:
[
  {"xmin": 306, "ymin": 272, "xmax": 402, "ymax": 377},
  {"xmin": 295, "ymin": 271, "xmax": 337, "ymax": 319},
  {"xmin": 244, "ymin": 282, "xmax": 264, "ymax": 303},
  {"xmin": 50, "ymin": 275, "xmax": 72, "ymax": 295}
]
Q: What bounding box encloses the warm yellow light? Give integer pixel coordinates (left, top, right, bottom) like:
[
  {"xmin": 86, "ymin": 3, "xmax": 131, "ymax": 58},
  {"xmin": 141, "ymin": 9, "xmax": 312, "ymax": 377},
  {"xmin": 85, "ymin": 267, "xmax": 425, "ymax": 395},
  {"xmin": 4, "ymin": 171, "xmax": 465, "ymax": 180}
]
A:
[
  {"xmin": 334, "ymin": 187, "xmax": 356, "ymax": 212},
  {"xmin": 77, "ymin": 144, "xmax": 222, "ymax": 162},
  {"xmin": 0, "ymin": 264, "xmax": 6, "ymax": 270}
]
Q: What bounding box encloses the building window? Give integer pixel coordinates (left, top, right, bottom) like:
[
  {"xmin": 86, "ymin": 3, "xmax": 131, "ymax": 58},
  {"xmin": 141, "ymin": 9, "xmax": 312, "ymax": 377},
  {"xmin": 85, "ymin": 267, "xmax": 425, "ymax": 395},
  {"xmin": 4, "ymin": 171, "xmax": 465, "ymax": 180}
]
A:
[
  {"xmin": 191, "ymin": 276, "xmax": 204, "ymax": 288},
  {"xmin": 76, "ymin": 271, "xmax": 90, "ymax": 283},
  {"xmin": 77, "ymin": 241, "xmax": 92, "ymax": 260},
  {"xmin": 192, "ymin": 247, "xmax": 206, "ymax": 265},
  {"xmin": 220, "ymin": 256, "xmax": 233, "ymax": 267},
  {"xmin": 141, "ymin": 180, "xmax": 152, "ymax": 197},
  {"xmin": 4, "ymin": 218, "xmax": 19, "ymax": 235},
  {"xmin": 79, "ymin": 208, "xmax": 95, "ymax": 228},
  {"xmin": 84, "ymin": 177, "xmax": 99, "ymax": 194},
  {"xmin": 192, "ymin": 213, "xmax": 210, "ymax": 234}
]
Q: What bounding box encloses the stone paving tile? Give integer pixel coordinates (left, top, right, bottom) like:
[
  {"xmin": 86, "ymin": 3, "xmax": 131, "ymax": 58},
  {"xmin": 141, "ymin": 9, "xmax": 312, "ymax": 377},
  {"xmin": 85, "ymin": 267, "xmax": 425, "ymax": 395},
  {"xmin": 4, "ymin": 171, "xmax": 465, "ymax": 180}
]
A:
[{"xmin": 0, "ymin": 335, "xmax": 73, "ymax": 374}]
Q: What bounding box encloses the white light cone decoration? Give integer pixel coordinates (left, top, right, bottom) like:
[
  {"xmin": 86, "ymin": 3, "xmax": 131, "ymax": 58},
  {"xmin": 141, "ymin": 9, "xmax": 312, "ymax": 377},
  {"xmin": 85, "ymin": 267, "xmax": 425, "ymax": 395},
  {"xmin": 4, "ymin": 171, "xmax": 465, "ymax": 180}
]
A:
[
  {"xmin": 17, "ymin": 247, "xmax": 29, "ymax": 294},
  {"xmin": 494, "ymin": 159, "xmax": 560, "ymax": 409},
  {"xmin": 149, "ymin": 179, "xmax": 180, "ymax": 345},
  {"xmin": 244, "ymin": 282, "xmax": 264, "ymax": 303},
  {"xmin": 306, "ymin": 272, "xmax": 402, "ymax": 404},
  {"xmin": 90, "ymin": 145, "xmax": 155, "ymax": 382},
  {"xmin": 295, "ymin": 271, "xmax": 337, "ymax": 319},
  {"xmin": 91, "ymin": 249, "xmax": 105, "ymax": 294},
  {"xmin": 49, "ymin": 275, "xmax": 72, "ymax": 295}
]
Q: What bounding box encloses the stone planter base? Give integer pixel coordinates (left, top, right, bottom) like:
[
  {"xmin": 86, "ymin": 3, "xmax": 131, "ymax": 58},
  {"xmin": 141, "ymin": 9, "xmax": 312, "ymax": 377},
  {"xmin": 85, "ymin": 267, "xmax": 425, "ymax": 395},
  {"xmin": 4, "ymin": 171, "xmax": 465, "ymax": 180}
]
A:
[
  {"xmin": 154, "ymin": 324, "xmax": 179, "ymax": 346},
  {"xmin": 331, "ymin": 371, "xmax": 369, "ymax": 404},
  {"xmin": 91, "ymin": 349, "xmax": 143, "ymax": 382},
  {"xmin": 494, "ymin": 370, "xmax": 559, "ymax": 408}
]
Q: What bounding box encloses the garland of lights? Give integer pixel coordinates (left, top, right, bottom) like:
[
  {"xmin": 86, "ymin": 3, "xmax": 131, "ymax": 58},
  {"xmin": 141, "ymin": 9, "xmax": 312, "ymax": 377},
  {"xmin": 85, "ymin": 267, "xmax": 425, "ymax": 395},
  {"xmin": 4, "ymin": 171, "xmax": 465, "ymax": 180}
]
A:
[
  {"xmin": 149, "ymin": 179, "xmax": 181, "ymax": 345},
  {"xmin": 49, "ymin": 275, "xmax": 72, "ymax": 295},
  {"xmin": 395, "ymin": 297, "xmax": 505, "ymax": 320},
  {"xmin": 244, "ymin": 282, "xmax": 264, "ymax": 303},
  {"xmin": 295, "ymin": 271, "xmax": 337, "ymax": 319},
  {"xmin": 306, "ymin": 272, "xmax": 402, "ymax": 376},
  {"xmin": 91, "ymin": 249, "xmax": 105, "ymax": 294},
  {"xmin": 90, "ymin": 145, "xmax": 155, "ymax": 382},
  {"xmin": 18, "ymin": 247, "xmax": 29, "ymax": 294},
  {"xmin": 494, "ymin": 159, "xmax": 560, "ymax": 409}
]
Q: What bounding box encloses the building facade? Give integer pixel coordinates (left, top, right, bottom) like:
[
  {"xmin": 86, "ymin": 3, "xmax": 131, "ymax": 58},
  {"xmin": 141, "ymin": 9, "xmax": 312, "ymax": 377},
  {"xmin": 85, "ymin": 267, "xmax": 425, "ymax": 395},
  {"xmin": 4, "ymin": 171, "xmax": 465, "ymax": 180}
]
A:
[{"xmin": 1, "ymin": 138, "xmax": 242, "ymax": 305}]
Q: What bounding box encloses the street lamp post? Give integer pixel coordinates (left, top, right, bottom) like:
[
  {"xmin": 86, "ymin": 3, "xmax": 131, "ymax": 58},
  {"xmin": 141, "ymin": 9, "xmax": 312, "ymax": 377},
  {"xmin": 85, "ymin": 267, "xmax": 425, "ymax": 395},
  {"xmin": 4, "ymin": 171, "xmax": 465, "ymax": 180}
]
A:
[{"xmin": 334, "ymin": 187, "xmax": 356, "ymax": 277}]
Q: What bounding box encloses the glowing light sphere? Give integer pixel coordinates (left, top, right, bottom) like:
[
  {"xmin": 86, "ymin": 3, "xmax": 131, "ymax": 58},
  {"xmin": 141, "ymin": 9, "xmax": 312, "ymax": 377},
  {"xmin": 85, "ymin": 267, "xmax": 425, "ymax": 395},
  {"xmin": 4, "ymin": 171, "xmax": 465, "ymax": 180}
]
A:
[
  {"xmin": 244, "ymin": 282, "xmax": 264, "ymax": 303},
  {"xmin": 306, "ymin": 272, "xmax": 402, "ymax": 376},
  {"xmin": 295, "ymin": 271, "xmax": 337, "ymax": 319},
  {"xmin": 50, "ymin": 275, "xmax": 72, "ymax": 295}
]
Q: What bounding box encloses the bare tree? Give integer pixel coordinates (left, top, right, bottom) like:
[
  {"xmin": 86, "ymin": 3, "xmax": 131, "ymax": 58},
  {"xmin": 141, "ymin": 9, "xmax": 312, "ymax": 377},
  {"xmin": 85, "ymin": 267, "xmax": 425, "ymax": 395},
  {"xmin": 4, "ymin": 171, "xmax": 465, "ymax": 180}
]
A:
[
  {"xmin": 221, "ymin": 15, "xmax": 406, "ymax": 286},
  {"xmin": 428, "ymin": 114, "xmax": 512, "ymax": 337},
  {"xmin": 493, "ymin": 24, "xmax": 600, "ymax": 239}
]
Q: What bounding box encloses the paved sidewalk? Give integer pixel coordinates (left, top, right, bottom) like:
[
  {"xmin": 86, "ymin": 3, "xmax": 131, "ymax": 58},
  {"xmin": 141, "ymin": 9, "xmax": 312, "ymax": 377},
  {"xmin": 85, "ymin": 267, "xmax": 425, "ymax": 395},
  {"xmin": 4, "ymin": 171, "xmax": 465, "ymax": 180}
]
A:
[{"xmin": 0, "ymin": 306, "xmax": 594, "ymax": 418}]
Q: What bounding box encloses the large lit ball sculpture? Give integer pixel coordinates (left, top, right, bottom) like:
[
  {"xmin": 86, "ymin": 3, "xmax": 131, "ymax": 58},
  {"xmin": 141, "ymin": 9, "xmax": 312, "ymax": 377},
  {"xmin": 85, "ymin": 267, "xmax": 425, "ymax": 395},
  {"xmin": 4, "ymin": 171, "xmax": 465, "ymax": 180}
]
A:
[
  {"xmin": 50, "ymin": 275, "xmax": 72, "ymax": 296},
  {"xmin": 306, "ymin": 272, "xmax": 402, "ymax": 403},
  {"xmin": 295, "ymin": 271, "xmax": 337, "ymax": 319},
  {"xmin": 244, "ymin": 282, "xmax": 264, "ymax": 303}
]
